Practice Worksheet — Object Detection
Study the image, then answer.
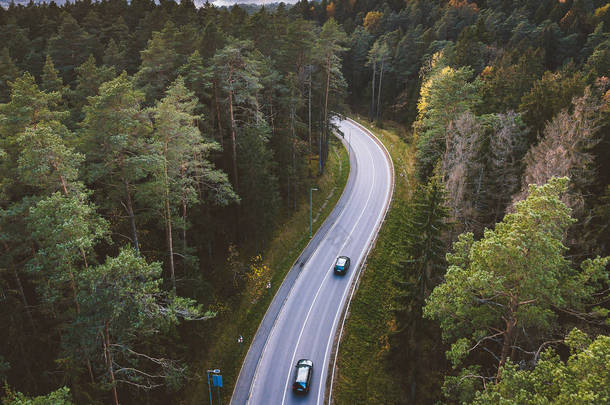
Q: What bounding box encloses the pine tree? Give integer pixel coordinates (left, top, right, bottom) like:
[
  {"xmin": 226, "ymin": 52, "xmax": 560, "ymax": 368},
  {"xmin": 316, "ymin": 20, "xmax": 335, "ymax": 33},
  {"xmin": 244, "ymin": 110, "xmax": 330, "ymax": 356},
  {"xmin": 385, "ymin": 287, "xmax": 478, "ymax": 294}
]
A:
[
  {"xmin": 81, "ymin": 72, "xmax": 152, "ymax": 253},
  {"xmin": 26, "ymin": 191, "xmax": 108, "ymax": 310},
  {"xmin": 316, "ymin": 18, "xmax": 347, "ymax": 172},
  {"xmin": 0, "ymin": 47, "xmax": 19, "ymax": 103},
  {"xmin": 0, "ymin": 73, "xmax": 66, "ymax": 200},
  {"xmin": 102, "ymin": 39, "xmax": 127, "ymax": 73},
  {"xmin": 46, "ymin": 12, "xmax": 92, "ymax": 82},
  {"xmin": 69, "ymin": 54, "xmax": 115, "ymax": 125},
  {"xmin": 71, "ymin": 247, "xmax": 205, "ymax": 404},
  {"xmin": 134, "ymin": 21, "xmax": 181, "ymax": 103},
  {"xmin": 209, "ymin": 38, "xmax": 263, "ymax": 193},
  {"xmin": 149, "ymin": 77, "xmax": 237, "ymax": 292},
  {"xmin": 424, "ymin": 178, "xmax": 609, "ymax": 385},
  {"xmin": 178, "ymin": 50, "xmax": 212, "ymax": 116},
  {"xmin": 17, "ymin": 120, "xmax": 83, "ymax": 196},
  {"xmin": 40, "ymin": 54, "xmax": 64, "ymax": 94},
  {"xmin": 414, "ymin": 55, "xmax": 480, "ymax": 181}
]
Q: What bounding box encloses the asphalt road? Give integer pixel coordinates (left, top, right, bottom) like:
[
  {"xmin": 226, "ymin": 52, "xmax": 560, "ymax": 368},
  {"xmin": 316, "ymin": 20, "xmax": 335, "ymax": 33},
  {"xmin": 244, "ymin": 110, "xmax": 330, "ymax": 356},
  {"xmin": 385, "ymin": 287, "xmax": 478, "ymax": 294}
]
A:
[{"xmin": 230, "ymin": 117, "xmax": 394, "ymax": 405}]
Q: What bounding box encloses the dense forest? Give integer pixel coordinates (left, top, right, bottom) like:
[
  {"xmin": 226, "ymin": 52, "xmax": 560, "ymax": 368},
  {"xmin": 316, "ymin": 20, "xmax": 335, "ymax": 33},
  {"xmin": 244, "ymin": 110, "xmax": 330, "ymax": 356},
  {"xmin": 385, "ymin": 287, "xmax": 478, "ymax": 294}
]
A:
[{"xmin": 0, "ymin": 0, "xmax": 609, "ymax": 403}]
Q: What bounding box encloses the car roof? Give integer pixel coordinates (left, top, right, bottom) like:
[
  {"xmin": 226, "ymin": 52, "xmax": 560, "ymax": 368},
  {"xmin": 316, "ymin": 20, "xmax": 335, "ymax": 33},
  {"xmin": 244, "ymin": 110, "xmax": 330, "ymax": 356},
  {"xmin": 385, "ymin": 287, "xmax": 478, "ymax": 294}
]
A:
[{"xmin": 336, "ymin": 257, "xmax": 348, "ymax": 266}]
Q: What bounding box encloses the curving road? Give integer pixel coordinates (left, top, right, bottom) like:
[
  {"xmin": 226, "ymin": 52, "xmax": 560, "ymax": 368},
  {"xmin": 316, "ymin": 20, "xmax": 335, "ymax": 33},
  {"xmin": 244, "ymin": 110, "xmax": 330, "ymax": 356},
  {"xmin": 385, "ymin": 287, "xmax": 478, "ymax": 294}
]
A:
[{"xmin": 230, "ymin": 117, "xmax": 394, "ymax": 405}]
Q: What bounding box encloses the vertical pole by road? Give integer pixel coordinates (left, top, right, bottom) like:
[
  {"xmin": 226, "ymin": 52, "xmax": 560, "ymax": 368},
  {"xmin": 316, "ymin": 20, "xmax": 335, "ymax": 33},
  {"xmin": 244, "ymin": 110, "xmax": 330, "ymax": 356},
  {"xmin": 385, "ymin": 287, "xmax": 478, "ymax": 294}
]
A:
[
  {"xmin": 310, "ymin": 187, "xmax": 318, "ymax": 238},
  {"xmin": 207, "ymin": 369, "xmax": 220, "ymax": 405}
]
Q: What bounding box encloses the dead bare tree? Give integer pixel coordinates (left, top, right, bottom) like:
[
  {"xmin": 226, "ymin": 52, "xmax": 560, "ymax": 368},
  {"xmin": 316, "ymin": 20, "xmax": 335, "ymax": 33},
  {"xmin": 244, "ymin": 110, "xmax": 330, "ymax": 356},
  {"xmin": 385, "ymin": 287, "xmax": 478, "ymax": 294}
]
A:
[
  {"xmin": 512, "ymin": 86, "xmax": 604, "ymax": 217},
  {"xmin": 442, "ymin": 111, "xmax": 484, "ymax": 233}
]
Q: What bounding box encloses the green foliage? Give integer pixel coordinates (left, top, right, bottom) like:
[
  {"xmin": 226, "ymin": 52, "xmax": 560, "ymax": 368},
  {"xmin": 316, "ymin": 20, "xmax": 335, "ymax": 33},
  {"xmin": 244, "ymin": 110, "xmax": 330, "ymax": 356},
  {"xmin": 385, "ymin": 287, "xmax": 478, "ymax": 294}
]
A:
[
  {"xmin": 237, "ymin": 123, "xmax": 280, "ymax": 244},
  {"xmin": 0, "ymin": 73, "xmax": 67, "ymax": 199},
  {"xmin": 17, "ymin": 121, "xmax": 83, "ymax": 195},
  {"xmin": 80, "ymin": 72, "xmax": 151, "ymax": 249},
  {"xmin": 40, "ymin": 55, "xmax": 64, "ymax": 94},
  {"xmin": 178, "ymin": 51, "xmax": 211, "ymax": 111},
  {"xmin": 135, "ymin": 21, "xmax": 182, "ymax": 103},
  {"xmin": 2, "ymin": 386, "xmax": 73, "ymax": 405},
  {"xmin": 1, "ymin": 0, "xmax": 608, "ymax": 403},
  {"xmin": 0, "ymin": 72, "xmax": 65, "ymax": 141},
  {"xmin": 27, "ymin": 192, "xmax": 108, "ymax": 304},
  {"xmin": 414, "ymin": 57, "xmax": 480, "ymax": 181},
  {"xmin": 210, "ymin": 38, "xmax": 262, "ymax": 122},
  {"xmin": 151, "ymin": 77, "xmax": 236, "ymax": 208},
  {"xmin": 478, "ymin": 48, "xmax": 545, "ymax": 115},
  {"xmin": 102, "ymin": 39, "xmax": 127, "ymax": 73},
  {"xmin": 519, "ymin": 69, "xmax": 587, "ymax": 141},
  {"xmin": 69, "ymin": 55, "xmax": 115, "ymax": 125},
  {"xmin": 147, "ymin": 77, "xmax": 237, "ymax": 289},
  {"xmin": 395, "ymin": 176, "xmax": 449, "ymax": 302},
  {"xmin": 0, "ymin": 48, "xmax": 20, "ymax": 103},
  {"xmin": 46, "ymin": 13, "xmax": 92, "ymax": 82},
  {"xmin": 473, "ymin": 330, "xmax": 610, "ymax": 405},
  {"xmin": 424, "ymin": 177, "xmax": 609, "ymax": 398},
  {"xmin": 72, "ymin": 247, "xmax": 206, "ymax": 392}
]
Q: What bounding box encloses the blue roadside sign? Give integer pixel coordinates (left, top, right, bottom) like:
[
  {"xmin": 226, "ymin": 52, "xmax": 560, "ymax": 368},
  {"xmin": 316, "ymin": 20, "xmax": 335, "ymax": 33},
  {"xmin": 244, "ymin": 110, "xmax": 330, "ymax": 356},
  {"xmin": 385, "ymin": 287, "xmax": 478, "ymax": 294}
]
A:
[{"xmin": 212, "ymin": 374, "xmax": 223, "ymax": 388}]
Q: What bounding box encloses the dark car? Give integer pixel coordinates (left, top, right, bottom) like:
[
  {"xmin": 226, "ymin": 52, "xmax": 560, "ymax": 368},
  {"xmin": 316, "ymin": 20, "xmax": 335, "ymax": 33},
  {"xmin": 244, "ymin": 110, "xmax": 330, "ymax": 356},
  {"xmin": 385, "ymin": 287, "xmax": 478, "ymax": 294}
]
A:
[
  {"xmin": 333, "ymin": 256, "xmax": 351, "ymax": 275},
  {"xmin": 292, "ymin": 359, "xmax": 313, "ymax": 394}
]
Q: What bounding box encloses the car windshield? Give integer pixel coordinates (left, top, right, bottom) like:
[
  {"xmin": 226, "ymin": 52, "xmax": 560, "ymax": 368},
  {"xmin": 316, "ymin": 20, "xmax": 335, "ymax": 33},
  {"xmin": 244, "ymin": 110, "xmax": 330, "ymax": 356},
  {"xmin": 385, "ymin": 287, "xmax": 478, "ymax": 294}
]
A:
[
  {"xmin": 336, "ymin": 258, "xmax": 347, "ymax": 266},
  {"xmin": 296, "ymin": 366, "xmax": 309, "ymax": 383}
]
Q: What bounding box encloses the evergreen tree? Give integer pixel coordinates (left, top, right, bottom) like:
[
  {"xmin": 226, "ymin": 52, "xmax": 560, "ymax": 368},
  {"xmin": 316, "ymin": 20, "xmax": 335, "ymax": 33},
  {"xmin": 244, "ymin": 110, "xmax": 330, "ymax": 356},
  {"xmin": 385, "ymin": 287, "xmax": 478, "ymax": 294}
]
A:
[
  {"xmin": 237, "ymin": 122, "xmax": 280, "ymax": 245},
  {"xmin": 40, "ymin": 54, "xmax": 64, "ymax": 94},
  {"xmin": 149, "ymin": 77, "xmax": 237, "ymax": 292},
  {"xmin": 26, "ymin": 191, "xmax": 108, "ymax": 310},
  {"xmin": 177, "ymin": 50, "xmax": 211, "ymax": 117},
  {"xmin": 81, "ymin": 72, "xmax": 152, "ymax": 254},
  {"xmin": 424, "ymin": 178, "xmax": 609, "ymax": 396},
  {"xmin": 472, "ymin": 329, "xmax": 610, "ymax": 404},
  {"xmin": 17, "ymin": 121, "xmax": 83, "ymax": 196},
  {"xmin": 46, "ymin": 12, "xmax": 92, "ymax": 82},
  {"xmin": 71, "ymin": 247, "xmax": 206, "ymax": 405},
  {"xmin": 209, "ymin": 38, "xmax": 262, "ymax": 193},
  {"xmin": 0, "ymin": 47, "xmax": 19, "ymax": 103},
  {"xmin": 414, "ymin": 54, "xmax": 480, "ymax": 181},
  {"xmin": 316, "ymin": 18, "xmax": 347, "ymax": 172},
  {"xmin": 134, "ymin": 21, "xmax": 181, "ymax": 103},
  {"xmin": 0, "ymin": 73, "xmax": 66, "ymax": 200},
  {"xmin": 519, "ymin": 69, "xmax": 587, "ymax": 141},
  {"xmin": 102, "ymin": 39, "xmax": 127, "ymax": 74},
  {"xmin": 397, "ymin": 176, "xmax": 449, "ymax": 302},
  {"xmin": 69, "ymin": 54, "xmax": 116, "ymax": 125},
  {"xmin": 391, "ymin": 177, "xmax": 449, "ymax": 401},
  {"xmin": 2, "ymin": 386, "xmax": 74, "ymax": 405}
]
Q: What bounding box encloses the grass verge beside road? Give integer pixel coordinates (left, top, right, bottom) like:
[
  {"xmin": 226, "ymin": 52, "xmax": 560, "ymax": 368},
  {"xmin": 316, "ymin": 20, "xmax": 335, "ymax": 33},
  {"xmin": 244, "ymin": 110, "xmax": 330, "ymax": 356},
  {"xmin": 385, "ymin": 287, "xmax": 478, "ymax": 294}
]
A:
[
  {"xmin": 182, "ymin": 136, "xmax": 349, "ymax": 405},
  {"xmin": 331, "ymin": 117, "xmax": 415, "ymax": 404}
]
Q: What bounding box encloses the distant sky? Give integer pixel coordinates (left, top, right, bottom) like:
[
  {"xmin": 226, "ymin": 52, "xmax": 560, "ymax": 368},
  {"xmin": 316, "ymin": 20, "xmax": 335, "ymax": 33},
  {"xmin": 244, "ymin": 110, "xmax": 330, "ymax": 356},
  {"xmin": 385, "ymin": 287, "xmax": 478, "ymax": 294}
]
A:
[{"xmin": 209, "ymin": 0, "xmax": 299, "ymax": 6}]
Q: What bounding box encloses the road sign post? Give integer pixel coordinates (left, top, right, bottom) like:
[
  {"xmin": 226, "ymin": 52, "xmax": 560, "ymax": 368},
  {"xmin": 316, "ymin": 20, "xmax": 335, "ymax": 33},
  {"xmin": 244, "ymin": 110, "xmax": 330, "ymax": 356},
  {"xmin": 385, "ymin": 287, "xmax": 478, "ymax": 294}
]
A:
[
  {"xmin": 212, "ymin": 374, "xmax": 223, "ymax": 405},
  {"xmin": 206, "ymin": 369, "xmax": 220, "ymax": 405}
]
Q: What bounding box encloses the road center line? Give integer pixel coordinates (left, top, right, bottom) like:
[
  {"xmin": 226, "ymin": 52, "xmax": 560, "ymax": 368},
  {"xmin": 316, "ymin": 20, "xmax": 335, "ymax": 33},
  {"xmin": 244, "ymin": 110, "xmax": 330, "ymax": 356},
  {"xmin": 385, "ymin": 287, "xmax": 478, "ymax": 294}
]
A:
[
  {"xmin": 279, "ymin": 125, "xmax": 377, "ymax": 405},
  {"xmin": 316, "ymin": 123, "xmax": 382, "ymax": 405}
]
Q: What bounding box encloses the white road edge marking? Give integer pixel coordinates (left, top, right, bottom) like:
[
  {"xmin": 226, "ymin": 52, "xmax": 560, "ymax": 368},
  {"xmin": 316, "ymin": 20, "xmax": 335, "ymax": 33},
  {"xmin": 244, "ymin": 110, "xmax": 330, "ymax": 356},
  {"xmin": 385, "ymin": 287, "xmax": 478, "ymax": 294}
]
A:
[
  {"xmin": 246, "ymin": 131, "xmax": 357, "ymax": 405},
  {"xmin": 316, "ymin": 121, "xmax": 381, "ymax": 405},
  {"xmin": 279, "ymin": 125, "xmax": 377, "ymax": 405},
  {"xmin": 326, "ymin": 119, "xmax": 394, "ymax": 405}
]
